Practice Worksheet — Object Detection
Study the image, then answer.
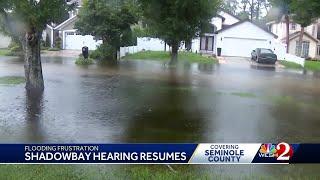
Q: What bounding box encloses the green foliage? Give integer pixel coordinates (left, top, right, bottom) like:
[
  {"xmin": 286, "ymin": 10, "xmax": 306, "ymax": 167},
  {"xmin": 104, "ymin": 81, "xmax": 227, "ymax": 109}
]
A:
[
  {"xmin": 45, "ymin": 35, "xmax": 50, "ymax": 47},
  {"xmin": 139, "ymin": 0, "xmax": 221, "ymax": 47},
  {"xmin": 75, "ymin": 0, "xmax": 138, "ymax": 60},
  {"xmin": 269, "ymin": 0, "xmax": 292, "ymax": 20},
  {"xmin": 89, "ymin": 44, "xmax": 117, "ymax": 60},
  {"xmin": 132, "ymin": 25, "xmax": 157, "ymax": 38},
  {"xmin": 290, "ymin": 0, "xmax": 320, "ymax": 27},
  {"xmin": 75, "ymin": 56, "xmax": 94, "ymax": 65},
  {"xmin": 138, "ymin": 0, "xmax": 220, "ymax": 62},
  {"xmin": 0, "ymin": 0, "xmax": 73, "ymax": 37},
  {"xmin": 3, "ymin": 41, "xmax": 23, "ymax": 56},
  {"xmin": 222, "ymin": 0, "xmax": 238, "ymax": 15},
  {"xmin": 55, "ymin": 37, "xmax": 62, "ymax": 49}
]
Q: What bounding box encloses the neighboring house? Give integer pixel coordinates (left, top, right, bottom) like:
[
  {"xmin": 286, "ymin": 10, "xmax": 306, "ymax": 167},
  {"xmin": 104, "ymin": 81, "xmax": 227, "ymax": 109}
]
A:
[
  {"xmin": 196, "ymin": 11, "xmax": 279, "ymax": 58},
  {"xmin": 45, "ymin": 0, "xmax": 102, "ymax": 50},
  {"xmin": 267, "ymin": 18, "xmax": 320, "ymax": 59},
  {"xmin": 0, "ymin": 33, "xmax": 11, "ymax": 48}
]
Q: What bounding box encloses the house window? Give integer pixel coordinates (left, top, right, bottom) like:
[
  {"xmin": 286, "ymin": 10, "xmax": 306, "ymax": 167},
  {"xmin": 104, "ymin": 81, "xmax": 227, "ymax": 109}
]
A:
[
  {"xmin": 295, "ymin": 41, "xmax": 310, "ymax": 58},
  {"xmin": 200, "ymin": 36, "xmax": 214, "ymax": 51},
  {"xmin": 291, "ymin": 23, "xmax": 297, "ymax": 30},
  {"xmin": 66, "ymin": 32, "xmax": 75, "ymax": 35},
  {"xmin": 317, "ymin": 45, "xmax": 320, "ymax": 56}
]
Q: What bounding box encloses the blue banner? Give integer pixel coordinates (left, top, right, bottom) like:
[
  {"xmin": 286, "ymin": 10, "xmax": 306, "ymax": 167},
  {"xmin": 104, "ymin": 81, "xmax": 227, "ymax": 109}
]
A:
[{"xmin": 0, "ymin": 143, "xmax": 319, "ymax": 164}]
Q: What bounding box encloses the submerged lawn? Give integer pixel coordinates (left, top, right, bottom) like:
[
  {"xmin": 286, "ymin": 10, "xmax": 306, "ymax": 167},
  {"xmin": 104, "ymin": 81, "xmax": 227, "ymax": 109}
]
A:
[
  {"xmin": 305, "ymin": 61, "xmax": 320, "ymax": 71},
  {"xmin": 279, "ymin": 60, "xmax": 320, "ymax": 71},
  {"xmin": 278, "ymin": 60, "xmax": 303, "ymax": 69},
  {"xmin": 0, "ymin": 76, "xmax": 25, "ymax": 85},
  {"xmin": 122, "ymin": 51, "xmax": 217, "ymax": 64},
  {"xmin": 0, "ymin": 49, "xmax": 10, "ymax": 56}
]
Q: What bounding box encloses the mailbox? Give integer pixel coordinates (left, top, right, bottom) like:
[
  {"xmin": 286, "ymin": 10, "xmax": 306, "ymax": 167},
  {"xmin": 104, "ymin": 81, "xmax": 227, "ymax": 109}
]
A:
[{"xmin": 82, "ymin": 46, "xmax": 89, "ymax": 59}]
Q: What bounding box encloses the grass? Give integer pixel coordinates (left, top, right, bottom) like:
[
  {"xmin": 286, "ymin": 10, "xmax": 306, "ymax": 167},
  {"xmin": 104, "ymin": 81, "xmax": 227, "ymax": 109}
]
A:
[
  {"xmin": 75, "ymin": 57, "xmax": 94, "ymax": 65},
  {"xmin": 278, "ymin": 60, "xmax": 303, "ymax": 69},
  {"xmin": 305, "ymin": 61, "xmax": 320, "ymax": 71},
  {"xmin": 0, "ymin": 76, "xmax": 25, "ymax": 85},
  {"xmin": 123, "ymin": 51, "xmax": 217, "ymax": 64},
  {"xmin": 279, "ymin": 60, "xmax": 320, "ymax": 72},
  {"xmin": 0, "ymin": 48, "xmax": 10, "ymax": 56}
]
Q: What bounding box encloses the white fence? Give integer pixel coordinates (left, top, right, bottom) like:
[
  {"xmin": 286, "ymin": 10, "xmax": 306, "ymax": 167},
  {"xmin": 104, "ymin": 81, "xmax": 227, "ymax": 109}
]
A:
[
  {"xmin": 120, "ymin": 37, "xmax": 170, "ymax": 58},
  {"xmin": 282, "ymin": 53, "xmax": 305, "ymax": 67},
  {"xmin": 273, "ymin": 42, "xmax": 305, "ymax": 67}
]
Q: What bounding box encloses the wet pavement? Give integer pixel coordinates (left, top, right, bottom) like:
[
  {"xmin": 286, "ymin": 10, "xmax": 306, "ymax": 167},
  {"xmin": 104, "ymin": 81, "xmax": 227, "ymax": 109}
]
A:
[{"xmin": 1, "ymin": 55, "xmax": 320, "ymax": 176}]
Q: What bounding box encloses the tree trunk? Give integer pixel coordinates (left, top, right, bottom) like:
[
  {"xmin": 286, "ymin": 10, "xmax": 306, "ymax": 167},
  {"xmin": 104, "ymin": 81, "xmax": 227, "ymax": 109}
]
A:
[
  {"xmin": 170, "ymin": 42, "xmax": 178, "ymax": 65},
  {"xmin": 256, "ymin": 1, "xmax": 260, "ymax": 20},
  {"xmin": 285, "ymin": 15, "xmax": 290, "ymax": 53},
  {"xmin": 299, "ymin": 27, "xmax": 304, "ymax": 57},
  {"xmin": 23, "ymin": 30, "xmax": 44, "ymax": 92},
  {"xmin": 250, "ymin": 0, "xmax": 254, "ymax": 21}
]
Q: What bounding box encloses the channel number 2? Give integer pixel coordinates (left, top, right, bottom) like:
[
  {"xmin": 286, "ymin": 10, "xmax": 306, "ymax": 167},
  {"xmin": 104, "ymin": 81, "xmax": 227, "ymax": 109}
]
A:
[{"xmin": 276, "ymin": 142, "xmax": 291, "ymax": 161}]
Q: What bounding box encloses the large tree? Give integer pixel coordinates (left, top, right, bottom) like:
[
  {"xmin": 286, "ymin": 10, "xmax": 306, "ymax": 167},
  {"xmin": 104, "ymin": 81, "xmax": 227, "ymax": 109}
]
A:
[
  {"xmin": 0, "ymin": 0, "xmax": 73, "ymax": 92},
  {"xmin": 75, "ymin": 0, "xmax": 138, "ymax": 60},
  {"xmin": 237, "ymin": 0, "xmax": 270, "ymax": 21},
  {"xmin": 139, "ymin": 0, "xmax": 221, "ymax": 64},
  {"xmin": 291, "ymin": 0, "xmax": 317, "ymax": 57},
  {"xmin": 222, "ymin": 0, "xmax": 238, "ymax": 15},
  {"xmin": 269, "ymin": 0, "xmax": 292, "ymax": 53}
]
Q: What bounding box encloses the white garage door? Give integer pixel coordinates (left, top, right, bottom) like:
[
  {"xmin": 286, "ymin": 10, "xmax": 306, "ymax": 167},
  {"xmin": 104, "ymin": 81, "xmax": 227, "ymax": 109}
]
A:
[
  {"xmin": 221, "ymin": 37, "xmax": 269, "ymax": 57},
  {"xmin": 65, "ymin": 32, "xmax": 102, "ymax": 50}
]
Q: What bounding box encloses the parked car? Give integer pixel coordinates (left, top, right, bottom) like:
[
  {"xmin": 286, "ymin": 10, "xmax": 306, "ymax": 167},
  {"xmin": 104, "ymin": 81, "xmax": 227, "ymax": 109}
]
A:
[{"xmin": 251, "ymin": 48, "xmax": 277, "ymax": 64}]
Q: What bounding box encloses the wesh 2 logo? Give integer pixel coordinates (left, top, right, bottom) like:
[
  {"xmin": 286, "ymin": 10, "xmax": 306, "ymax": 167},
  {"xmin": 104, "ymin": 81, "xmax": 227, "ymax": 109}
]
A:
[{"xmin": 259, "ymin": 142, "xmax": 294, "ymax": 160}]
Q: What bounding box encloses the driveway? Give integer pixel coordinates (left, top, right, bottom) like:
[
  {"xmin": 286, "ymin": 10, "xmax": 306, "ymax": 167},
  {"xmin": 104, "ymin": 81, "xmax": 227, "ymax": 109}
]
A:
[{"xmin": 42, "ymin": 50, "xmax": 81, "ymax": 58}]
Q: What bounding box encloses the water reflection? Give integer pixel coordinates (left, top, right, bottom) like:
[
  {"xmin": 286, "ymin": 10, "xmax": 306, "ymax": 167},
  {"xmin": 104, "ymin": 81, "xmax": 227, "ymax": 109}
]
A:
[
  {"xmin": 24, "ymin": 91, "xmax": 45, "ymax": 142},
  {"xmin": 198, "ymin": 63, "xmax": 215, "ymax": 74},
  {"xmin": 250, "ymin": 64, "xmax": 276, "ymax": 71},
  {"xmin": 124, "ymin": 69, "xmax": 205, "ymax": 142}
]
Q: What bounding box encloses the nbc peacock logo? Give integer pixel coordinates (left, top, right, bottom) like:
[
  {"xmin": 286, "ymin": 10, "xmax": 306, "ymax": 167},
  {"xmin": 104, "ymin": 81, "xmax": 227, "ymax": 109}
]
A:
[{"xmin": 259, "ymin": 144, "xmax": 278, "ymax": 158}]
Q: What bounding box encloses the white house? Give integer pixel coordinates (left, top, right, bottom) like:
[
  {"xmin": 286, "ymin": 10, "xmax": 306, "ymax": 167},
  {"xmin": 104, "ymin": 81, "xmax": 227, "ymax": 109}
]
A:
[
  {"xmin": 195, "ymin": 11, "xmax": 281, "ymax": 58},
  {"xmin": 45, "ymin": 0, "xmax": 102, "ymax": 50},
  {"xmin": 267, "ymin": 18, "xmax": 320, "ymax": 59},
  {"xmin": 0, "ymin": 33, "xmax": 11, "ymax": 48}
]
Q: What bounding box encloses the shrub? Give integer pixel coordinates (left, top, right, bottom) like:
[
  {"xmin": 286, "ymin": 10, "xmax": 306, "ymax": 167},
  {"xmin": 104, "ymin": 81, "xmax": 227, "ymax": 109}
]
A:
[
  {"xmin": 45, "ymin": 34, "xmax": 50, "ymax": 47},
  {"xmin": 55, "ymin": 37, "xmax": 62, "ymax": 49},
  {"xmin": 89, "ymin": 44, "xmax": 117, "ymax": 60},
  {"xmin": 75, "ymin": 56, "xmax": 94, "ymax": 65}
]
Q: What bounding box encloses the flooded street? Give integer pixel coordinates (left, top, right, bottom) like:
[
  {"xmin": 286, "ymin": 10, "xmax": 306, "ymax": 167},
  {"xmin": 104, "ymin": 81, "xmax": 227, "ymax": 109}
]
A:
[{"xmin": 1, "ymin": 56, "xmax": 320, "ymax": 177}]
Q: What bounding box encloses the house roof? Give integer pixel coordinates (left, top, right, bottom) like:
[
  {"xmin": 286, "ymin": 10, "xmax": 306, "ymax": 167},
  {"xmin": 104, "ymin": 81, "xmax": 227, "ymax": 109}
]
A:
[
  {"xmin": 282, "ymin": 31, "xmax": 319, "ymax": 42},
  {"xmin": 219, "ymin": 10, "xmax": 241, "ymax": 21},
  {"xmin": 54, "ymin": 15, "xmax": 78, "ymax": 30},
  {"xmin": 215, "ymin": 19, "xmax": 278, "ymax": 38},
  {"xmin": 216, "ymin": 14, "xmax": 226, "ymax": 22}
]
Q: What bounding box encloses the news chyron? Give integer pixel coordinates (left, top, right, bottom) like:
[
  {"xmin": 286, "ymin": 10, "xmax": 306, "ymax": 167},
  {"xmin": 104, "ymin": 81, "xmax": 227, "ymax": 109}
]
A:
[{"xmin": 0, "ymin": 143, "xmax": 318, "ymax": 164}]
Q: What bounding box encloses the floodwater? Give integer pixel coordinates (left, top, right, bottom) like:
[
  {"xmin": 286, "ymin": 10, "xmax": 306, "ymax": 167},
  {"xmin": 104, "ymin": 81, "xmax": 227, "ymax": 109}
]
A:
[{"xmin": 0, "ymin": 56, "xmax": 320, "ymax": 177}]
